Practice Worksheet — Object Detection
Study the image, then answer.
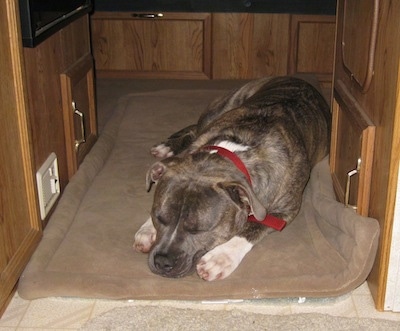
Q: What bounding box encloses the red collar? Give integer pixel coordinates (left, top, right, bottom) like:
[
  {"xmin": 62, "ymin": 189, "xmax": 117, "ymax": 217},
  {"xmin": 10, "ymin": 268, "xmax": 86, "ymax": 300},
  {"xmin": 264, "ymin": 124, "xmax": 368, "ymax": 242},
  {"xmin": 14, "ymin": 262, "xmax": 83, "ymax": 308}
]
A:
[{"xmin": 203, "ymin": 145, "xmax": 286, "ymax": 231}]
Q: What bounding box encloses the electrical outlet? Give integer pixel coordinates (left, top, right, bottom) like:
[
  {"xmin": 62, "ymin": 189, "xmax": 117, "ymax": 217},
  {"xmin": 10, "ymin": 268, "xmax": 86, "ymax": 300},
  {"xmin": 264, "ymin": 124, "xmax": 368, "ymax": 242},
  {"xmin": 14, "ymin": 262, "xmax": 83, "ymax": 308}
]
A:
[{"xmin": 36, "ymin": 153, "xmax": 60, "ymax": 220}]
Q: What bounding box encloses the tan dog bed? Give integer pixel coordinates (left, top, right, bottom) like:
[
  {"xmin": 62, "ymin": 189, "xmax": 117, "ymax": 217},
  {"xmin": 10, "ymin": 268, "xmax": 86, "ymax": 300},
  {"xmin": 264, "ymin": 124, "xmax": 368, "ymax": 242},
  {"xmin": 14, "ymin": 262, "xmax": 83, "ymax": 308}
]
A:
[{"xmin": 18, "ymin": 84, "xmax": 379, "ymax": 300}]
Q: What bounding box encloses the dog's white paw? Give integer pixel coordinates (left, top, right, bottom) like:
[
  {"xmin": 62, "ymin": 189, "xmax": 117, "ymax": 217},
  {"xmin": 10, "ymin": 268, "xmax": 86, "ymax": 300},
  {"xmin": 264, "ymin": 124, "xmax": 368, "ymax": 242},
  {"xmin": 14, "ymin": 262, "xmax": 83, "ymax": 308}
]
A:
[
  {"xmin": 196, "ymin": 237, "xmax": 253, "ymax": 281},
  {"xmin": 151, "ymin": 144, "xmax": 174, "ymax": 158},
  {"xmin": 133, "ymin": 218, "xmax": 157, "ymax": 253}
]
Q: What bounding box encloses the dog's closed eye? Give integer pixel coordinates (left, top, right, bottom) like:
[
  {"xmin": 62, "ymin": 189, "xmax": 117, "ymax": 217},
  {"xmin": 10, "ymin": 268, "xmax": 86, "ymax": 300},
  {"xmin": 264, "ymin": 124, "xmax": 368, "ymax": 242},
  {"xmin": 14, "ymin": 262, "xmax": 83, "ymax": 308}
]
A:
[
  {"xmin": 183, "ymin": 224, "xmax": 200, "ymax": 234},
  {"xmin": 183, "ymin": 219, "xmax": 210, "ymax": 234},
  {"xmin": 155, "ymin": 214, "xmax": 169, "ymax": 226}
]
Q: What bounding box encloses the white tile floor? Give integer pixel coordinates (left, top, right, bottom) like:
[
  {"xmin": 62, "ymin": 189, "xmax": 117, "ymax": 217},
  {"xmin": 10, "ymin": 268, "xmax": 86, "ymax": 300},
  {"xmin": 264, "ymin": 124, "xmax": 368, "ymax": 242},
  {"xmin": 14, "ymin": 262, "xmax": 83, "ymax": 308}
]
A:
[{"xmin": 1, "ymin": 282, "xmax": 400, "ymax": 330}]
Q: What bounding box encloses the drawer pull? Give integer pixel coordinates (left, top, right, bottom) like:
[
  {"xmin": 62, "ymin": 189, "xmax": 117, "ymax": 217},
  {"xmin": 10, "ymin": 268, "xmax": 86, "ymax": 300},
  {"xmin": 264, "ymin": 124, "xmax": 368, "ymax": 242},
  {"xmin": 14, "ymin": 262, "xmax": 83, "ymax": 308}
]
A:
[
  {"xmin": 345, "ymin": 158, "xmax": 361, "ymax": 210},
  {"xmin": 72, "ymin": 101, "xmax": 86, "ymax": 151},
  {"xmin": 132, "ymin": 13, "xmax": 164, "ymax": 19}
]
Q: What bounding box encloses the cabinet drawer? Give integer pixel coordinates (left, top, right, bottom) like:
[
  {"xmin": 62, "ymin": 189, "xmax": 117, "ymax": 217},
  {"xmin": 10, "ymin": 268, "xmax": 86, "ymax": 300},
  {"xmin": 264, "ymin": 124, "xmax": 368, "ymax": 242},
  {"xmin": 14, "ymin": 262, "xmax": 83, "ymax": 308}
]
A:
[
  {"xmin": 60, "ymin": 54, "xmax": 97, "ymax": 179},
  {"xmin": 91, "ymin": 12, "xmax": 211, "ymax": 79}
]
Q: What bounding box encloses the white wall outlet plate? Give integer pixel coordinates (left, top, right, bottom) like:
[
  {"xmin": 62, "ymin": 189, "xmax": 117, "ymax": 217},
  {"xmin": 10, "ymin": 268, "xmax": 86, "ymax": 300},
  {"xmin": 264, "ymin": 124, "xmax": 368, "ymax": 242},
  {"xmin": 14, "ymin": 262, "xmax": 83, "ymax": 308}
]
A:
[{"xmin": 36, "ymin": 152, "xmax": 60, "ymax": 220}]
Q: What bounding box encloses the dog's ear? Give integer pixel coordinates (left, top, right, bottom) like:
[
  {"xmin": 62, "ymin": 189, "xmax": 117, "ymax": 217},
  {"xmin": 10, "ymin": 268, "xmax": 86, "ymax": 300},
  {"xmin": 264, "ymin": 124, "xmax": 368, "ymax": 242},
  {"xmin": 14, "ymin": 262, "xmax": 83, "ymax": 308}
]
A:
[
  {"xmin": 220, "ymin": 182, "xmax": 267, "ymax": 221},
  {"xmin": 146, "ymin": 162, "xmax": 167, "ymax": 192}
]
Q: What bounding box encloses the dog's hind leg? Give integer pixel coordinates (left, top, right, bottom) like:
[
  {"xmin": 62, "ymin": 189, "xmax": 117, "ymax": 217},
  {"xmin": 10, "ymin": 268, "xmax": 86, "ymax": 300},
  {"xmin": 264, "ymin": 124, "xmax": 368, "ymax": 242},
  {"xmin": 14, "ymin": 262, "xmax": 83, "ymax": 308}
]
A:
[{"xmin": 151, "ymin": 124, "xmax": 197, "ymax": 158}]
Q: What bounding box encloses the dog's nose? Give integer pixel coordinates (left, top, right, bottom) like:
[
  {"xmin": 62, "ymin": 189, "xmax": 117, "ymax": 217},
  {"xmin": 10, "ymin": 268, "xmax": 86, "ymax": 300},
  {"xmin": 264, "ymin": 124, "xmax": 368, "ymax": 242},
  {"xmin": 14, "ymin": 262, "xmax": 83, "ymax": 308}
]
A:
[{"xmin": 154, "ymin": 254, "xmax": 175, "ymax": 272}]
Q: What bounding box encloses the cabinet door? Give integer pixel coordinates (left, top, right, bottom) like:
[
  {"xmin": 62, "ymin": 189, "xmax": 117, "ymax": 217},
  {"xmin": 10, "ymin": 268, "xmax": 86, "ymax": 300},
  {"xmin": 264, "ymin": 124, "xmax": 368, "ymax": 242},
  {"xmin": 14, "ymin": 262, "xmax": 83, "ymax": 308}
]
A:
[
  {"xmin": 91, "ymin": 12, "xmax": 211, "ymax": 79},
  {"xmin": 330, "ymin": 81, "xmax": 375, "ymax": 216},
  {"xmin": 288, "ymin": 15, "xmax": 336, "ymax": 89},
  {"xmin": 60, "ymin": 54, "xmax": 97, "ymax": 179},
  {"xmin": 212, "ymin": 13, "xmax": 290, "ymax": 79},
  {"xmin": 341, "ymin": 0, "xmax": 379, "ymax": 92}
]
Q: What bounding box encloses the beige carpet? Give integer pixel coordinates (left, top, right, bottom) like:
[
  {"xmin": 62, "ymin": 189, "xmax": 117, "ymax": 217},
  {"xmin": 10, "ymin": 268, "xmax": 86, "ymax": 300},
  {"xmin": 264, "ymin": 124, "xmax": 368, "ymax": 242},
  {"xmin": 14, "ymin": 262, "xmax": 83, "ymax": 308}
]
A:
[
  {"xmin": 18, "ymin": 81, "xmax": 380, "ymax": 301},
  {"xmin": 81, "ymin": 306, "xmax": 400, "ymax": 331}
]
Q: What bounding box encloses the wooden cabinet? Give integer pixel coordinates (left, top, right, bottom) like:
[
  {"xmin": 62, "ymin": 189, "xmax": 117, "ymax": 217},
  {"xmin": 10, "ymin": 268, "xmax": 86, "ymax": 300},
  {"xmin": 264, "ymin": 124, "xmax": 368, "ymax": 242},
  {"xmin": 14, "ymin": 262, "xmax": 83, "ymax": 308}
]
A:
[
  {"xmin": 91, "ymin": 12, "xmax": 335, "ymax": 84},
  {"xmin": 0, "ymin": 7, "xmax": 97, "ymax": 315},
  {"xmin": 91, "ymin": 12, "xmax": 212, "ymax": 79},
  {"xmin": 332, "ymin": 0, "xmax": 400, "ymax": 310},
  {"xmin": 24, "ymin": 15, "xmax": 97, "ymax": 190},
  {"xmin": 0, "ymin": 0, "xmax": 41, "ymax": 316}
]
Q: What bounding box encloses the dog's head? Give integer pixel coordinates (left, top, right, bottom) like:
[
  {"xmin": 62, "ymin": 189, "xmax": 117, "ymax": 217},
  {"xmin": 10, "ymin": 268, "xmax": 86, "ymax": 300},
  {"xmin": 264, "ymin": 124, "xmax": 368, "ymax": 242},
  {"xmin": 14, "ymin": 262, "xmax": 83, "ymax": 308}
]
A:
[{"xmin": 145, "ymin": 153, "xmax": 266, "ymax": 278}]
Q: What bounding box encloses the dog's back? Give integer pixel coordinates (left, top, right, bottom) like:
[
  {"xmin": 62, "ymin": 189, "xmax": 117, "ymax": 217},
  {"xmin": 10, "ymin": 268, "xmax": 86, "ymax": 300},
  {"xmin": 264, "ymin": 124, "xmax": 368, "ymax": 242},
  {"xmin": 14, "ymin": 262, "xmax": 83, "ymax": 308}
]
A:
[
  {"xmin": 242, "ymin": 76, "xmax": 331, "ymax": 166},
  {"xmin": 188, "ymin": 76, "xmax": 331, "ymax": 222},
  {"xmin": 195, "ymin": 76, "xmax": 330, "ymax": 167}
]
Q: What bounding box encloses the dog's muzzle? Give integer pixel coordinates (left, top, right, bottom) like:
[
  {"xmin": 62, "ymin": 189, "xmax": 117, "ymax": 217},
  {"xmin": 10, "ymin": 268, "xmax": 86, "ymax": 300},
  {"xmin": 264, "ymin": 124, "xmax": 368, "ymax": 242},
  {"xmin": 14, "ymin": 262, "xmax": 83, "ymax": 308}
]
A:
[{"xmin": 150, "ymin": 250, "xmax": 206, "ymax": 278}]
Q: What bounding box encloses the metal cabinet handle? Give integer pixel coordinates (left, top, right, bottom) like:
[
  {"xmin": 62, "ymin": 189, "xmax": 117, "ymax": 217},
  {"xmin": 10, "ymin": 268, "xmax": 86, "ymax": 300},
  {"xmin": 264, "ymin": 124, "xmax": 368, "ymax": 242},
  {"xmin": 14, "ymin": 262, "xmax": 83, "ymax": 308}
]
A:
[
  {"xmin": 131, "ymin": 13, "xmax": 163, "ymax": 19},
  {"xmin": 72, "ymin": 101, "xmax": 86, "ymax": 151},
  {"xmin": 345, "ymin": 158, "xmax": 361, "ymax": 210}
]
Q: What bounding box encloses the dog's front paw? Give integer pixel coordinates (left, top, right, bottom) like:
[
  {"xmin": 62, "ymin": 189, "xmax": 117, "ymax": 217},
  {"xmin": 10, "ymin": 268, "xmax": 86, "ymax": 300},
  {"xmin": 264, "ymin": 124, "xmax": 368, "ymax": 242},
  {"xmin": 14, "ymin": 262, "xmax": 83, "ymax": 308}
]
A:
[
  {"xmin": 151, "ymin": 144, "xmax": 174, "ymax": 158},
  {"xmin": 196, "ymin": 237, "xmax": 253, "ymax": 281},
  {"xmin": 133, "ymin": 218, "xmax": 157, "ymax": 253}
]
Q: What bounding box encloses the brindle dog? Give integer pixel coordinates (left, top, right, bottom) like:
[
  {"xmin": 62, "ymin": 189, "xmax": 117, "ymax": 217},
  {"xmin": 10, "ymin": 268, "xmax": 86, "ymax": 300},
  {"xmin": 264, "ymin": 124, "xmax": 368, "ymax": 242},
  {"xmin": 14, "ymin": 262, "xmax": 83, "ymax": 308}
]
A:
[{"xmin": 133, "ymin": 76, "xmax": 331, "ymax": 281}]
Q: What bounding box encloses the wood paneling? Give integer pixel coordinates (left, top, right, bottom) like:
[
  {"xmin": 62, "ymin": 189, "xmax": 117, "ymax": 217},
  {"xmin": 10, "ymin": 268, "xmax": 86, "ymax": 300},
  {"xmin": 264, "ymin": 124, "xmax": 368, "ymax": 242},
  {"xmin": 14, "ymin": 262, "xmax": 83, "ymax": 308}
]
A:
[
  {"xmin": 60, "ymin": 15, "xmax": 92, "ymax": 69},
  {"xmin": 23, "ymin": 16, "xmax": 92, "ymax": 192},
  {"xmin": 289, "ymin": 15, "xmax": 336, "ymax": 84},
  {"xmin": 212, "ymin": 13, "xmax": 290, "ymax": 79},
  {"xmin": 0, "ymin": 0, "xmax": 41, "ymax": 316},
  {"xmin": 334, "ymin": 0, "xmax": 400, "ymax": 310},
  {"xmin": 342, "ymin": 0, "xmax": 379, "ymax": 91},
  {"xmin": 91, "ymin": 12, "xmax": 212, "ymax": 79},
  {"xmin": 23, "ymin": 32, "xmax": 69, "ymax": 190},
  {"xmin": 91, "ymin": 12, "xmax": 335, "ymax": 85}
]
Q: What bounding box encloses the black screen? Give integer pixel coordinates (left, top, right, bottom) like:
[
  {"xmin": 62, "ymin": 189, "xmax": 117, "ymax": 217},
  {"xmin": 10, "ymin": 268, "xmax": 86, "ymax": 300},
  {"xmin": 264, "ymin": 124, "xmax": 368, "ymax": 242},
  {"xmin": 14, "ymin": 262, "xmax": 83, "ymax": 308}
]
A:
[
  {"xmin": 94, "ymin": 0, "xmax": 336, "ymax": 15},
  {"xmin": 19, "ymin": 0, "xmax": 92, "ymax": 47}
]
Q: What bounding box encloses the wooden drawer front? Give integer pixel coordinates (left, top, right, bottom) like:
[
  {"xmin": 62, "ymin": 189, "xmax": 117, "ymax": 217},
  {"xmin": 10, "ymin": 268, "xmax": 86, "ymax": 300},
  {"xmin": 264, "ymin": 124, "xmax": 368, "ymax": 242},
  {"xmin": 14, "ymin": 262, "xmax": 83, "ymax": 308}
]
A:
[
  {"xmin": 60, "ymin": 54, "xmax": 98, "ymax": 179},
  {"xmin": 289, "ymin": 15, "xmax": 336, "ymax": 84},
  {"xmin": 212, "ymin": 13, "xmax": 290, "ymax": 79},
  {"xmin": 91, "ymin": 12, "xmax": 211, "ymax": 79},
  {"xmin": 330, "ymin": 81, "xmax": 375, "ymax": 216}
]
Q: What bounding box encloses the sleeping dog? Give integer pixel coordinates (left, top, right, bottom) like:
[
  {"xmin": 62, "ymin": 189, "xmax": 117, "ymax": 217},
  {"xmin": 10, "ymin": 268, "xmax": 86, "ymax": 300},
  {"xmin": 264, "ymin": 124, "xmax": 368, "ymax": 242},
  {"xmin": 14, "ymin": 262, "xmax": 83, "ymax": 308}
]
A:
[{"xmin": 133, "ymin": 76, "xmax": 331, "ymax": 281}]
